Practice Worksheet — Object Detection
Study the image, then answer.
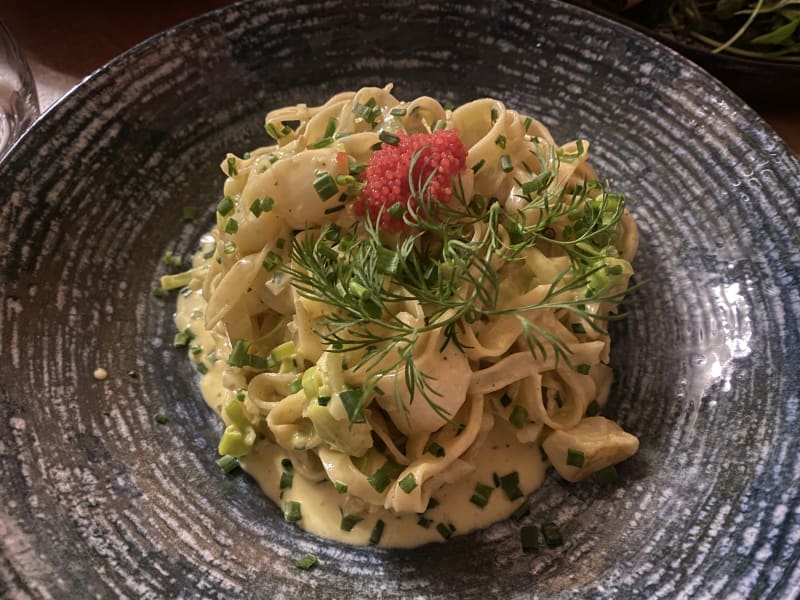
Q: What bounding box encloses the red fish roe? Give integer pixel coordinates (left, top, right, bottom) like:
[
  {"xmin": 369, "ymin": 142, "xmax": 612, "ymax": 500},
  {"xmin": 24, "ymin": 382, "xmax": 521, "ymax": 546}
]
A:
[{"xmin": 354, "ymin": 129, "xmax": 468, "ymax": 232}]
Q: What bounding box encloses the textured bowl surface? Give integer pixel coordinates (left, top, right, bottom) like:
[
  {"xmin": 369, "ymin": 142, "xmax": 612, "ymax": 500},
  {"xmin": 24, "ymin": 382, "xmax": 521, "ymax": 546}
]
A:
[{"xmin": 1, "ymin": 1, "xmax": 799, "ymax": 598}]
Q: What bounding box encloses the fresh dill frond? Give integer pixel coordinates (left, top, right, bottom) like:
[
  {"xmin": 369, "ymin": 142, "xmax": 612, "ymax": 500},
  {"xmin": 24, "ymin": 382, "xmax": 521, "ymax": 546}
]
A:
[{"xmin": 282, "ymin": 144, "xmax": 636, "ymax": 418}]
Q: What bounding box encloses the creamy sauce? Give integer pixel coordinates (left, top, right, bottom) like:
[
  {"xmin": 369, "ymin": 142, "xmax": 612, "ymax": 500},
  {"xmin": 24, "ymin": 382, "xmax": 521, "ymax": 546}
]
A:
[{"xmin": 176, "ymin": 286, "xmax": 546, "ymax": 548}]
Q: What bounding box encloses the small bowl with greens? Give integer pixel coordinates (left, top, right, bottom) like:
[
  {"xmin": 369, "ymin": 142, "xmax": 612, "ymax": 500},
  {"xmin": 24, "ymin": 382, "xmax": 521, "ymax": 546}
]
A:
[{"xmin": 573, "ymin": 0, "xmax": 800, "ymax": 102}]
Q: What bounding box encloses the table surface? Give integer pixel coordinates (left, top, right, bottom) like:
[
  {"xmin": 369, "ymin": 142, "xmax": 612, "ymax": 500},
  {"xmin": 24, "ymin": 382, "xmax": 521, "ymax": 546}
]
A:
[{"xmin": 2, "ymin": 0, "xmax": 798, "ymax": 155}]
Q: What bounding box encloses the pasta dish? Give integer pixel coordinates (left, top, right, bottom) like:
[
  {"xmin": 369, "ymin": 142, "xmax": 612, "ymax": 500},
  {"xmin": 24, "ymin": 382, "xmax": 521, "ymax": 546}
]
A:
[{"xmin": 167, "ymin": 85, "xmax": 640, "ymax": 548}]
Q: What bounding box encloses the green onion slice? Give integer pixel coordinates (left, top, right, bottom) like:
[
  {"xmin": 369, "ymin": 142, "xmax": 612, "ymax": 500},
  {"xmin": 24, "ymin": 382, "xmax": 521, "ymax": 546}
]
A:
[
  {"xmin": 567, "ymin": 448, "xmax": 585, "ymax": 468},
  {"xmin": 284, "ymin": 501, "xmax": 302, "ymax": 523},
  {"xmin": 369, "ymin": 519, "xmax": 385, "ymax": 545},
  {"xmin": 296, "ymin": 554, "xmax": 317, "ymax": 570}
]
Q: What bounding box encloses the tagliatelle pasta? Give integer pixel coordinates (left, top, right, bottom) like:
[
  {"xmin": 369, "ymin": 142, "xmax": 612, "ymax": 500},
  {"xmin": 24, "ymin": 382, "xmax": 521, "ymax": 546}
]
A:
[{"xmin": 168, "ymin": 84, "xmax": 640, "ymax": 548}]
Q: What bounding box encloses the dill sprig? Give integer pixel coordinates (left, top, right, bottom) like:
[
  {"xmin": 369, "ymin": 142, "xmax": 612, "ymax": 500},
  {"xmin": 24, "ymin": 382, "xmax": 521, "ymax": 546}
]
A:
[{"xmin": 283, "ymin": 143, "xmax": 636, "ymax": 418}]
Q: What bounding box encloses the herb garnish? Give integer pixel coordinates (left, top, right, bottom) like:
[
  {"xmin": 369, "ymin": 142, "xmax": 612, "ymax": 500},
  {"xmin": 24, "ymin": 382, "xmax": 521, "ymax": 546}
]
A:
[{"xmin": 283, "ymin": 139, "xmax": 636, "ymax": 419}]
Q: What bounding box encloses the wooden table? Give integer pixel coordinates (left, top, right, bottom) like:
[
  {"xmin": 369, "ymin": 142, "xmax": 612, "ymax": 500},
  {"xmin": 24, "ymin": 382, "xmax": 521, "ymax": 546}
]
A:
[{"xmin": 2, "ymin": 0, "xmax": 798, "ymax": 154}]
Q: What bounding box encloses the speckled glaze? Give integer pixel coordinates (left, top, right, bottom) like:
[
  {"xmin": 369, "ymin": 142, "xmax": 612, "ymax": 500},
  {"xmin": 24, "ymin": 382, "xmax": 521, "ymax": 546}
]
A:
[{"xmin": 1, "ymin": 1, "xmax": 798, "ymax": 598}]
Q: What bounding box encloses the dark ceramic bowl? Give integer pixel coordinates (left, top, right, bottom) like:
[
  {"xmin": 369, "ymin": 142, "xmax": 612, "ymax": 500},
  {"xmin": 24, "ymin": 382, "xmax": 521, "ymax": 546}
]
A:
[
  {"xmin": 1, "ymin": 1, "xmax": 799, "ymax": 597},
  {"xmin": 566, "ymin": 0, "xmax": 800, "ymax": 105}
]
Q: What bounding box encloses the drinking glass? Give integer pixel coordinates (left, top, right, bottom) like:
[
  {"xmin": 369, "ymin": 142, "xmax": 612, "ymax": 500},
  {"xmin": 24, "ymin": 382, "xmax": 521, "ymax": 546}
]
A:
[{"xmin": 0, "ymin": 20, "xmax": 39, "ymax": 157}]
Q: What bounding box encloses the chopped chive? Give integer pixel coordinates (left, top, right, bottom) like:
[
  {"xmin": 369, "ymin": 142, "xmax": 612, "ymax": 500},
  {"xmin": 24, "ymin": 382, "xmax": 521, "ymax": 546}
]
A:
[
  {"xmin": 367, "ymin": 461, "xmax": 403, "ymax": 493},
  {"xmin": 182, "ymin": 206, "xmax": 197, "ymax": 221},
  {"xmin": 369, "ymin": 519, "xmax": 385, "ymax": 545},
  {"xmin": 427, "ymin": 497, "xmax": 440, "ymax": 511},
  {"xmin": 265, "ymin": 122, "xmax": 282, "ymax": 140},
  {"xmin": 494, "ymin": 135, "xmax": 507, "ymax": 149},
  {"xmin": 389, "ymin": 107, "xmax": 407, "ymax": 117},
  {"xmin": 348, "ymin": 280, "xmax": 369, "ymax": 299},
  {"xmin": 228, "ymin": 339, "xmax": 251, "ymax": 367},
  {"xmin": 312, "ymin": 170, "xmax": 339, "ymax": 201},
  {"xmin": 317, "ymin": 395, "xmax": 331, "ymax": 407},
  {"xmin": 335, "ymin": 174, "xmax": 356, "ymax": 187},
  {"xmin": 571, "ymin": 323, "xmax": 587, "ymax": 334},
  {"xmin": 259, "ymin": 196, "xmax": 274, "ymax": 213},
  {"xmin": 190, "ymin": 344, "xmax": 202, "ymax": 355},
  {"xmin": 224, "ymin": 218, "xmax": 238, "ymax": 234},
  {"xmin": 173, "ymin": 331, "xmax": 191, "ymax": 347},
  {"xmin": 567, "ymin": 448, "xmax": 585, "ymax": 468},
  {"xmin": 324, "ymin": 116, "xmax": 338, "ymax": 138},
  {"xmin": 340, "ymin": 513, "xmax": 363, "ymax": 532},
  {"xmin": 226, "ymin": 157, "xmax": 238, "ymax": 177},
  {"xmin": 541, "ymin": 522, "xmax": 563, "ymax": 547},
  {"xmin": 499, "ymin": 471, "xmax": 523, "ymax": 501},
  {"xmin": 223, "ymin": 241, "xmax": 237, "ymax": 254},
  {"xmin": 472, "ymin": 158, "xmax": 486, "ymax": 173},
  {"xmin": 310, "ymin": 136, "xmax": 334, "ymax": 149},
  {"xmin": 284, "ymin": 501, "xmax": 302, "ymax": 523},
  {"xmin": 215, "ymin": 454, "xmax": 240, "ymax": 473},
  {"xmin": 417, "ymin": 516, "xmax": 432, "ymax": 528},
  {"xmin": 509, "ymin": 405, "xmax": 528, "ymax": 428},
  {"xmin": 427, "ymin": 442, "xmax": 445, "ymax": 458},
  {"xmin": 353, "ymin": 98, "xmax": 381, "ymax": 126},
  {"xmin": 399, "ymin": 473, "xmax": 417, "ymax": 494},
  {"xmin": 375, "ymin": 246, "xmax": 399, "ymax": 275},
  {"xmin": 511, "ymin": 502, "xmax": 530, "ymax": 520},
  {"xmin": 499, "ymin": 393, "xmax": 512, "ymax": 407},
  {"xmin": 378, "ymin": 130, "xmax": 400, "ymax": 145},
  {"xmin": 436, "ymin": 522, "xmax": 454, "ymax": 539},
  {"xmin": 235, "ymin": 389, "xmax": 245, "ymax": 402},
  {"xmin": 324, "ymin": 204, "xmax": 345, "ymax": 215},
  {"xmin": 474, "ymin": 483, "xmax": 493, "ymax": 499},
  {"xmin": 262, "ymin": 251, "xmax": 282, "ymax": 271},
  {"xmin": 521, "ymin": 171, "xmax": 553, "ymax": 195},
  {"xmin": 339, "ymin": 389, "xmax": 366, "ymax": 424},
  {"xmin": 586, "ymin": 400, "xmax": 601, "ymax": 417},
  {"xmin": 492, "ymin": 472, "xmax": 501, "ymax": 487},
  {"xmin": 521, "ymin": 525, "xmax": 539, "ymax": 553},
  {"xmin": 593, "ymin": 465, "xmax": 619, "ymax": 485},
  {"xmin": 217, "ymin": 195, "xmax": 234, "ymax": 216},
  {"xmin": 576, "ymin": 364, "xmax": 591, "ymax": 375},
  {"xmin": 523, "ymin": 116, "xmax": 532, "ymax": 132},
  {"xmin": 387, "ymin": 202, "xmax": 405, "ymax": 219},
  {"xmin": 154, "ymin": 412, "xmax": 168, "ymax": 425},
  {"xmin": 334, "ymin": 480, "xmax": 348, "ymax": 494},
  {"xmin": 500, "ymin": 155, "xmax": 513, "ymax": 173},
  {"xmin": 161, "ymin": 271, "xmax": 193, "ymax": 290},
  {"xmin": 280, "ymin": 471, "xmax": 293, "ymax": 490},
  {"xmin": 296, "ymin": 554, "xmax": 317, "ymax": 570},
  {"xmin": 469, "ymin": 494, "xmax": 489, "ymax": 508},
  {"xmin": 350, "ymin": 455, "xmax": 368, "ymax": 472},
  {"xmin": 288, "ymin": 378, "xmax": 303, "ymax": 394},
  {"xmin": 196, "ymin": 362, "xmax": 208, "ymax": 375},
  {"xmin": 490, "ymin": 107, "xmax": 498, "ymax": 123}
]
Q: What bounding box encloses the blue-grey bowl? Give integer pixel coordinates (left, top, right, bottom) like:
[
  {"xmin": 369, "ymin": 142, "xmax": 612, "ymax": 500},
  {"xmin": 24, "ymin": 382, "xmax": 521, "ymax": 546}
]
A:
[{"xmin": 1, "ymin": 0, "xmax": 799, "ymax": 597}]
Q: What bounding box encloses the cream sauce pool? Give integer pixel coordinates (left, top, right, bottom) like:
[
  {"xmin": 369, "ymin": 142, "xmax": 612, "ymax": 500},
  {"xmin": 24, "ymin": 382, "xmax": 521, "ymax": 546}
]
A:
[{"xmin": 176, "ymin": 288, "xmax": 546, "ymax": 548}]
